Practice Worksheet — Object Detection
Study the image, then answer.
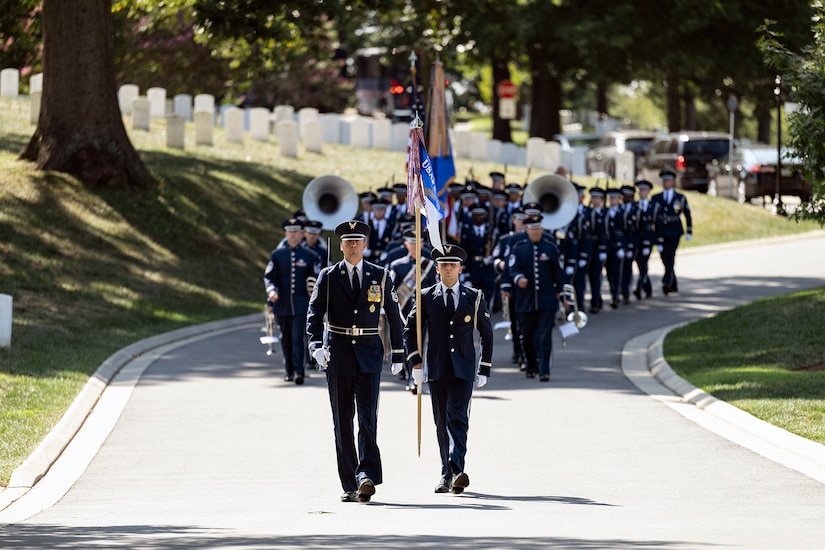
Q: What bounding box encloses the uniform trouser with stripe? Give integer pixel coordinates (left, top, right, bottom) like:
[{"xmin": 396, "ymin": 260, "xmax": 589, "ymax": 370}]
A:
[
  {"xmin": 277, "ymin": 313, "xmax": 306, "ymax": 377},
  {"xmin": 429, "ymin": 377, "xmax": 474, "ymax": 479},
  {"xmin": 326, "ymin": 372, "xmax": 382, "ymax": 492}
]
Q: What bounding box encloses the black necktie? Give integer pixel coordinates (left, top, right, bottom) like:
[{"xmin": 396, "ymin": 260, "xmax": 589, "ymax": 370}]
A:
[
  {"xmin": 445, "ymin": 288, "xmax": 455, "ymax": 317},
  {"xmin": 352, "ymin": 268, "xmax": 360, "ymax": 295}
]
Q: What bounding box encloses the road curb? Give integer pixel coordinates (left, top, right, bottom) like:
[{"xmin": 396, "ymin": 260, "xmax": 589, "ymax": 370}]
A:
[
  {"xmin": 624, "ymin": 324, "xmax": 825, "ymax": 484},
  {"xmin": 0, "ymin": 313, "xmax": 262, "ymax": 512}
]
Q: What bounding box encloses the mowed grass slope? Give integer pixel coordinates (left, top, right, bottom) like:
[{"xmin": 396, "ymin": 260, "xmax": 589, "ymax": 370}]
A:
[{"xmin": 1, "ymin": 95, "xmax": 822, "ymax": 485}]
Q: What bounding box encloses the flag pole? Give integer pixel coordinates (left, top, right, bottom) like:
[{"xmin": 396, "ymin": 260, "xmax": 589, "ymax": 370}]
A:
[{"xmin": 410, "ymin": 49, "xmax": 424, "ymax": 458}]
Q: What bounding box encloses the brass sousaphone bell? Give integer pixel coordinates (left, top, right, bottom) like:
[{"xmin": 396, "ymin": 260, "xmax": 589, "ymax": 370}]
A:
[
  {"xmin": 302, "ymin": 174, "xmax": 359, "ymax": 230},
  {"xmin": 522, "ymin": 174, "xmax": 579, "ymax": 230}
]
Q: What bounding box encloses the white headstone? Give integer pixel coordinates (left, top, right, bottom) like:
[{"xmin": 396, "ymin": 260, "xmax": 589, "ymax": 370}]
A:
[
  {"xmin": 30, "ymin": 91, "xmax": 41, "ymax": 125},
  {"xmin": 218, "ymin": 104, "xmax": 234, "ymax": 127},
  {"xmin": 350, "ymin": 117, "xmax": 371, "ymax": 148},
  {"xmin": 320, "ymin": 113, "xmax": 341, "ymax": 143},
  {"xmin": 194, "ymin": 110, "xmax": 214, "ymax": 146},
  {"xmin": 166, "ymin": 114, "xmax": 185, "ymax": 149},
  {"xmin": 224, "ymin": 108, "xmax": 244, "ymax": 143},
  {"xmin": 0, "ymin": 294, "xmax": 11, "ymax": 348},
  {"xmin": 298, "ymin": 107, "xmax": 319, "ymax": 137},
  {"xmin": 277, "ymin": 119, "xmax": 299, "ymax": 157},
  {"xmin": 487, "ymin": 139, "xmax": 503, "ymax": 165},
  {"xmin": 526, "ymin": 137, "xmax": 546, "ymax": 169},
  {"xmin": 391, "ymin": 122, "xmax": 408, "ymax": 152},
  {"xmin": 29, "ymin": 73, "xmax": 43, "ymax": 94},
  {"xmin": 338, "ymin": 115, "xmax": 355, "ymax": 146},
  {"xmin": 303, "ymin": 119, "xmax": 323, "ymax": 153},
  {"xmin": 501, "ymin": 142, "xmax": 520, "ymax": 166},
  {"xmin": 454, "ymin": 129, "xmax": 471, "ymax": 159},
  {"xmin": 173, "ymin": 94, "xmax": 193, "ymax": 121},
  {"xmin": 0, "ymin": 68, "xmax": 19, "ymax": 97},
  {"xmin": 132, "ymin": 97, "xmax": 151, "ymax": 131},
  {"xmin": 615, "ymin": 150, "xmax": 635, "ymax": 183},
  {"xmin": 118, "ymin": 84, "xmax": 139, "ymax": 114},
  {"xmin": 470, "ymin": 132, "xmax": 488, "ymax": 161},
  {"xmin": 372, "ymin": 118, "xmax": 392, "ymax": 150},
  {"xmin": 249, "ymin": 107, "xmax": 271, "ymax": 141},
  {"xmin": 194, "ymin": 94, "xmax": 215, "ymax": 114},
  {"xmin": 146, "ymin": 87, "xmax": 167, "ymax": 119},
  {"xmin": 544, "ymin": 140, "xmax": 561, "ymax": 171},
  {"xmin": 274, "ymin": 105, "xmax": 295, "ymax": 125}
]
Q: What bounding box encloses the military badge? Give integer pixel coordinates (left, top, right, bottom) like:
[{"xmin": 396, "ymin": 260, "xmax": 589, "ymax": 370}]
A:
[
  {"xmin": 464, "ymin": 315, "xmax": 471, "ymax": 323},
  {"xmin": 367, "ymin": 284, "xmax": 381, "ymax": 302},
  {"xmin": 369, "ymin": 304, "xmax": 376, "ymax": 313}
]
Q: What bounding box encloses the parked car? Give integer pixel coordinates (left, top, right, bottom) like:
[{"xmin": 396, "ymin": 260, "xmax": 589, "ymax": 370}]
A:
[
  {"xmin": 551, "ymin": 133, "xmax": 600, "ymax": 177},
  {"xmin": 641, "ymin": 131, "xmax": 731, "ymax": 192},
  {"xmin": 706, "ymin": 146, "xmax": 813, "ymax": 203},
  {"xmin": 585, "ymin": 130, "xmax": 656, "ymax": 179}
]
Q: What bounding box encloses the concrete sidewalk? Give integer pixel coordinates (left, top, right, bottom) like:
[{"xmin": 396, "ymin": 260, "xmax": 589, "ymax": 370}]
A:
[{"xmin": 1, "ymin": 231, "xmax": 824, "ymax": 548}]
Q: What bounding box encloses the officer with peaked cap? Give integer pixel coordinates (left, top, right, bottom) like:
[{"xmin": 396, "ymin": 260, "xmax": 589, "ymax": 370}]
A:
[
  {"xmin": 366, "ymin": 198, "xmax": 395, "ymax": 265},
  {"xmin": 604, "ymin": 187, "xmax": 627, "ymax": 309},
  {"xmin": 404, "ymin": 244, "xmax": 493, "ymax": 495},
  {"xmin": 651, "ymin": 169, "xmax": 692, "ymax": 294},
  {"xmin": 619, "ymin": 185, "xmax": 639, "ymax": 304},
  {"xmin": 264, "ymin": 218, "xmax": 322, "ymax": 384},
  {"xmin": 358, "ymin": 191, "xmax": 377, "ymax": 224},
  {"xmin": 562, "ymin": 184, "xmax": 591, "ymax": 311},
  {"xmin": 508, "ymin": 214, "xmax": 566, "ymax": 381},
  {"xmin": 633, "ymin": 180, "xmax": 658, "ymax": 299},
  {"xmin": 306, "ymin": 220, "xmax": 405, "ymax": 503},
  {"xmin": 586, "ymin": 187, "xmax": 609, "ymax": 313},
  {"xmin": 303, "ymin": 220, "xmax": 328, "ymax": 266}
]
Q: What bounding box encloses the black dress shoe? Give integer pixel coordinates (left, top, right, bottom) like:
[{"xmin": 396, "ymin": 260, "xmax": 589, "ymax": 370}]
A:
[
  {"xmin": 357, "ymin": 478, "xmax": 375, "ymax": 502},
  {"xmin": 610, "ymin": 300, "xmax": 619, "ymax": 309},
  {"xmin": 588, "ymin": 307, "xmax": 600, "ymax": 314},
  {"xmin": 294, "ymin": 375, "xmax": 304, "ymax": 385},
  {"xmin": 284, "ymin": 375, "xmax": 294, "ymax": 382},
  {"xmin": 633, "ymin": 288, "xmax": 642, "ymax": 300},
  {"xmin": 525, "ymin": 371, "xmax": 536, "ymax": 379},
  {"xmin": 662, "ymin": 286, "xmax": 669, "ymax": 296},
  {"xmin": 341, "ymin": 491, "xmax": 357, "ymax": 502},
  {"xmin": 451, "ymin": 472, "xmax": 469, "ymax": 494},
  {"xmin": 645, "ymin": 291, "xmax": 652, "ymax": 299},
  {"xmin": 540, "ymin": 374, "xmax": 550, "ymax": 382},
  {"xmin": 623, "ymin": 297, "xmax": 630, "ymax": 305},
  {"xmin": 434, "ymin": 478, "xmax": 450, "ymax": 493}
]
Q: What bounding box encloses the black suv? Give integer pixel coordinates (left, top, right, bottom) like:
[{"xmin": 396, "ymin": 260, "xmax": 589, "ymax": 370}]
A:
[{"xmin": 641, "ymin": 131, "xmax": 731, "ymax": 192}]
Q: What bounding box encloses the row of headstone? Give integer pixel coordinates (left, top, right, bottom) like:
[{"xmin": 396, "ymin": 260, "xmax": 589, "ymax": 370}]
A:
[{"xmin": 2, "ymin": 68, "xmax": 580, "ymax": 170}]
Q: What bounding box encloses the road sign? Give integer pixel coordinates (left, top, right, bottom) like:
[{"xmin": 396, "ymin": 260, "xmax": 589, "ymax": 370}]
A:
[
  {"xmin": 499, "ymin": 98, "xmax": 516, "ymax": 120},
  {"xmin": 496, "ymin": 80, "xmax": 517, "ymax": 99}
]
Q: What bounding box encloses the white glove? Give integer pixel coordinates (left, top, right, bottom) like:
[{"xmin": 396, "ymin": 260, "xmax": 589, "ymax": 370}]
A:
[
  {"xmin": 412, "ymin": 368, "xmax": 425, "ymax": 386},
  {"xmin": 475, "ymin": 374, "xmax": 488, "ymax": 388},
  {"xmin": 578, "ymin": 259, "xmax": 587, "ymax": 268},
  {"xmin": 312, "ymin": 348, "xmax": 330, "ymax": 369},
  {"xmin": 626, "ymin": 250, "xmax": 634, "ymax": 259},
  {"xmin": 642, "ymin": 247, "xmax": 650, "ymax": 256},
  {"xmin": 616, "ymin": 249, "xmax": 625, "ymax": 259},
  {"xmin": 380, "ymin": 252, "xmax": 388, "ymax": 262},
  {"xmin": 598, "ymin": 252, "xmax": 607, "ymax": 262},
  {"xmin": 565, "ymin": 266, "xmax": 575, "ymax": 276},
  {"xmin": 685, "ymin": 233, "xmax": 692, "ymax": 241},
  {"xmin": 657, "ymin": 245, "xmax": 664, "ymax": 253},
  {"xmin": 391, "ymin": 362, "xmax": 403, "ymax": 375},
  {"xmin": 482, "ymin": 256, "xmax": 492, "ymax": 266}
]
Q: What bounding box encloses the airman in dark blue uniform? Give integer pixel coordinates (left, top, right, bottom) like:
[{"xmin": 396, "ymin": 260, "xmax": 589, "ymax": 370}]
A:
[
  {"xmin": 264, "ymin": 218, "xmax": 321, "ymax": 384},
  {"xmin": 604, "ymin": 188, "xmax": 627, "ymax": 309},
  {"xmin": 460, "ymin": 205, "xmax": 497, "ymax": 307},
  {"xmin": 586, "ymin": 188, "xmax": 608, "ymax": 313},
  {"xmin": 404, "ymin": 245, "xmax": 493, "ymax": 495},
  {"xmin": 508, "ymin": 215, "xmax": 566, "ymax": 381},
  {"xmin": 651, "ymin": 170, "xmax": 693, "ymax": 294},
  {"xmin": 562, "ymin": 184, "xmax": 592, "ymax": 310},
  {"xmin": 306, "ymin": 220, "xmax": 405, "ymax": 503},
  {"xmin": 633, "ymin": 180, "xmax": 659, "ymax": 299},
  {"xmin": 620, "ymin": 185, "xmax": 639, "ymax": 304}
]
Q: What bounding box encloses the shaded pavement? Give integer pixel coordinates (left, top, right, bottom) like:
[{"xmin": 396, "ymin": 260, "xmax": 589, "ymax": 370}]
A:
[{"xmin": 1, "ymin": 231, "xmax": 825, "ymax": 549}]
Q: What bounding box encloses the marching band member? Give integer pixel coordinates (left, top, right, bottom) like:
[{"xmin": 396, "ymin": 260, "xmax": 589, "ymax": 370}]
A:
[{"xmin": 264, "ymin": 217, "xmax": 321, "ymax": 384}]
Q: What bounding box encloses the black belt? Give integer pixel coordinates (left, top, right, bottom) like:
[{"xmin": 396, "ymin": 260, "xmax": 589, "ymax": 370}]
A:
[{"xmin": 328, "ymin": 325, "xmax": 380, "ymax": 336}]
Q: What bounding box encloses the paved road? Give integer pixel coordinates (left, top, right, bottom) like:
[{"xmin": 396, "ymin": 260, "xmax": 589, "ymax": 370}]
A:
[{"xmin": 1, "ymin": 232, "xmax": 824, "ymax": 548}]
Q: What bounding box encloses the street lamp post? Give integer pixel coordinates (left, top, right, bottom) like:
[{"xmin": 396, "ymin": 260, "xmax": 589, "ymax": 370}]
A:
[
  {"xmin": 774, "ymin": 75, "xmax": 784, "ymax": 212},
  {"xmin": 727, "ymin": 95, "xmax": 738, "ymax": 200}
]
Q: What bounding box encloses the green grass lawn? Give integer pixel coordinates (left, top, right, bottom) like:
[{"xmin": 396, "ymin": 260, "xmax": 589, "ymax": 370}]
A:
[
  {"xmin": 665, "ymin": 288, "xmax": 825, "ymax": 443},
  {"xmin": 1, "ymin": 95, "xmax": 823, "ymax": 485}
]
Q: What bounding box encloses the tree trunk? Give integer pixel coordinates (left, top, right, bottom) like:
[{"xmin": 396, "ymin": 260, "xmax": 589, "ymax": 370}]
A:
[
  {"xmin": 665, "ymin": 69, "xmax": 681, "ymax": 132},
  {"xmin": 528, "ymin": 52, "xmax": 562, "ymax": 140},
  {"xmin": 683, "ymin": 93, "xmax": 696, "ymax": 131},
  {"xmin": 754, "ymin": 97, "xmax": 773, "ymax": 144},
  {"xmin": 596, "ymin": 82, "xmax": 608, "ymax": 116},
  {"xmin": 19, "ymin": 0, "xmax": 153, "ymax": 188},
  {"xmin": 491, "ymin": 56, "xmax": 512, "ymax": 143}
]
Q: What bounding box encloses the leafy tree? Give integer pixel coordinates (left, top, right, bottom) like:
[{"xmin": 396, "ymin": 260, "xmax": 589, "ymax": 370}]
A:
[
  {"xmin": 0, "ymin": 0, "xmax": 42, "ymax": 82},
  {"xmin": 760, "ymin": 10, "xmax": 825, "ymax": 225},
  {"xmin": 19, "ymin": 0, "xmax": 153, "ymax": 188}
]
